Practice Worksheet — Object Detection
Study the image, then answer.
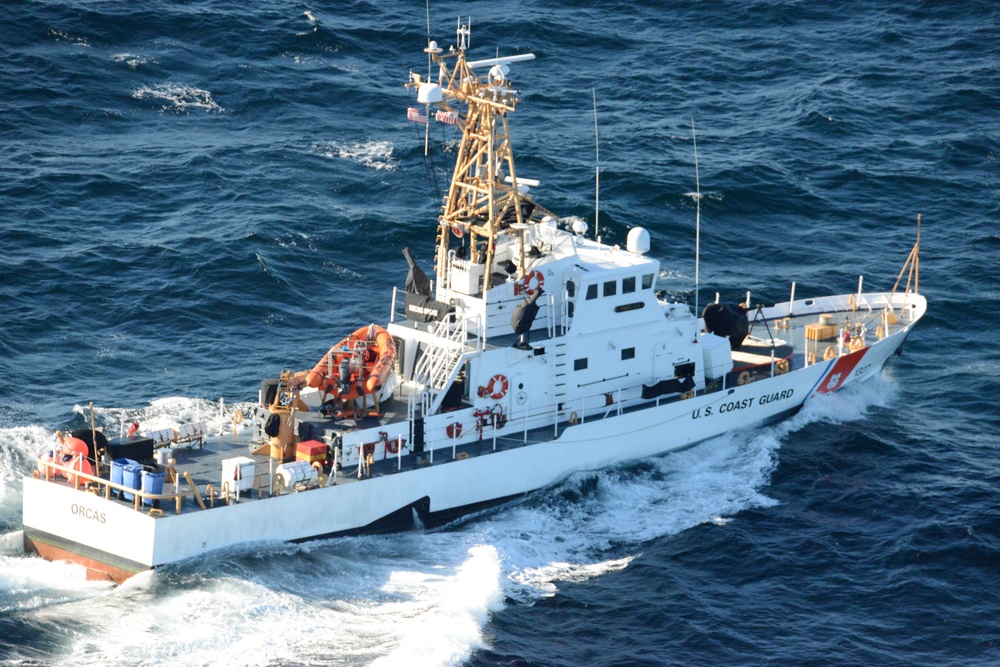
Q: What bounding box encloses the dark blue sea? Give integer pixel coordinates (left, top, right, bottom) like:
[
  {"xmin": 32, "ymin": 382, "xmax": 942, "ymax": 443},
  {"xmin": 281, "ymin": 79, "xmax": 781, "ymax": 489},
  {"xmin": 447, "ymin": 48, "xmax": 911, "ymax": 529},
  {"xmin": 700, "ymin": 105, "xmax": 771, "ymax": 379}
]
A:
[{"xmin": 1, "ymin": 1, "xmax": 998, "ymax": 665}]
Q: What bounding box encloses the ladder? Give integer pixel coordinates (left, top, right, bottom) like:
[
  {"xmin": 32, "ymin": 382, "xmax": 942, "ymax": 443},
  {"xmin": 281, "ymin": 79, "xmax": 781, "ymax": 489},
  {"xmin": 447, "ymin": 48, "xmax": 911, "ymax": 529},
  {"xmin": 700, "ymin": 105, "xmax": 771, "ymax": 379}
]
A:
[{"xmin": 412, "ymin": 314, "xmax": 476, "ymax": 412}]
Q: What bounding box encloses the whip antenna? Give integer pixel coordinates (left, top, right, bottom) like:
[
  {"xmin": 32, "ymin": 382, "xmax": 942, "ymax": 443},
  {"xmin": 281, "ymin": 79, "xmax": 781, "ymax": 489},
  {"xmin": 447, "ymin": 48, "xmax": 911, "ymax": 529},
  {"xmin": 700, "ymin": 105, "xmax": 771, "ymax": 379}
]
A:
[
  {"xmin": 689, "ymin": 118, "xmax": 702, "ymax": 319},
  {"xmin": 593, "ymin": 88, "xmax": 600, "ymax": 242},
  {"xmin": 422, "ymin": 0, "xmax": 432, "ymax": 156}
]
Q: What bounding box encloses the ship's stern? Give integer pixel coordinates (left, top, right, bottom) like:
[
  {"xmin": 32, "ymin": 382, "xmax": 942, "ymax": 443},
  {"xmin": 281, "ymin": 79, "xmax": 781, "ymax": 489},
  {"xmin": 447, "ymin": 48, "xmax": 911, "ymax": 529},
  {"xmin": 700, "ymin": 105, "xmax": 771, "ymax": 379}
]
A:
[{"xmin": 21, "ymin": 476, "xmax": 157, "ymax": 583}]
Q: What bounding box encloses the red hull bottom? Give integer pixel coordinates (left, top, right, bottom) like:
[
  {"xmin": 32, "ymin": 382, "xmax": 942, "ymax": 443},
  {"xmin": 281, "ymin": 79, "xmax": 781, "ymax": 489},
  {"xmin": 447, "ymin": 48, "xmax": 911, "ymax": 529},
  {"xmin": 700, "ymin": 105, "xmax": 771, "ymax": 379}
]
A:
[{"xmin": 22, "ymin": 531, "xmax": 147, "ymax": 584}]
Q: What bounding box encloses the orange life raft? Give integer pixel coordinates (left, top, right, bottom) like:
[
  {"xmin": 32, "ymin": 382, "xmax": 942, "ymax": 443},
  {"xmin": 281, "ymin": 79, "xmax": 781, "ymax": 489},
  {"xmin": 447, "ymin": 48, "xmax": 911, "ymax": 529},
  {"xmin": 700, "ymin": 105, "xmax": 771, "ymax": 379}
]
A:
[{"xmin": 305, "ymin": 324, "xmax": 397, "ymax": 402}]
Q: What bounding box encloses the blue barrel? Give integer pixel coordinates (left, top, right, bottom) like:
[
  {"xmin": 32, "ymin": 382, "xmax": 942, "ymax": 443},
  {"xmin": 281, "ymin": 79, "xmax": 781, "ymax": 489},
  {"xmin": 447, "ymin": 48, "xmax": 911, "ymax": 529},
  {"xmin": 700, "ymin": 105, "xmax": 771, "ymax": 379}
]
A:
[
  {"xmin": 141, "ymin": 470, "xmax": 166, "ymax": 507},
  {"xmin": 111, "ymin": 458, "xmax": 138, "ymax": 499},
  {"xmin": 121, "ymin": 463, "xmax": 143, "ymax": 501}
]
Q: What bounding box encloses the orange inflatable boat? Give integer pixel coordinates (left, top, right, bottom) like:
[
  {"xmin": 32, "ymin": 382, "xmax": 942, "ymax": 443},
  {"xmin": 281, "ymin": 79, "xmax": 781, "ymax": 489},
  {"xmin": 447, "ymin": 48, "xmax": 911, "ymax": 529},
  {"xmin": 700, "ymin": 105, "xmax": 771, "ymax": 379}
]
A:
[{"xmin": 305, "ymin": 324, "xmax": 397, "ymax": 402}]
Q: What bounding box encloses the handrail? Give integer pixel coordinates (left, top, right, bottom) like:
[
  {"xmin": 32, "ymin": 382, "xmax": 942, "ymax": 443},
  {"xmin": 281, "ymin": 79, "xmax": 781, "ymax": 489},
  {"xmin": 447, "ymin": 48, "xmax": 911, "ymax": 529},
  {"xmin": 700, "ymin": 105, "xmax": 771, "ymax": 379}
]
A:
[
  {"xmin": 34, "ymin": 458, "xmax": 228, "ymax": 515},
  {"xmin": 422, "ymin": 382, "xmax": 689, "ymax": 448},
  {"xmin": 412, "ymin": 311, "xmax": 481, "ymax": 413}
]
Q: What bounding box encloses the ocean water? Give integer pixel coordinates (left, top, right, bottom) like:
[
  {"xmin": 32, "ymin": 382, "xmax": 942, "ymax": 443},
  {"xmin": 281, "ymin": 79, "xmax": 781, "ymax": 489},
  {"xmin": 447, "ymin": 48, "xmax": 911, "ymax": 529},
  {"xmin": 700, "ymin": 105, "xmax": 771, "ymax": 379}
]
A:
[{"xmin": 1, "ymin": 1, "xmax": 998, "ymax": 665}]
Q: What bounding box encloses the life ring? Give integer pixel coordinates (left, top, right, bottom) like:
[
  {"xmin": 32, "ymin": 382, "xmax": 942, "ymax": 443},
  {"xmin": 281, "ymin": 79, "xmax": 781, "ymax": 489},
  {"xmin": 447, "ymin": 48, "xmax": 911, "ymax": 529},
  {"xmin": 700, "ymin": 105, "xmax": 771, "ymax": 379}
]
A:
[
  {"xmin": 876, "ymin": 325, "xmax": 885, "ymax": 340},
  {"xmin": 486, "ymin": 374, "xmax": 508, "ymax": 400},
  {"xmin": 520, "ymin": 270, "xmax": 544, "ymax": 296},
  {"xmin": 447, "ymin": 422, "xmax": 463, "ymax": 439},
  {"xmin": 808, "ymin": 350, "xmax": 816, "ymax": 365},
  {"xmin": 849, "ymin": 337, "xmax": 864, "ymax": 351},
  {"xmin": 737, "ymin": 371, "xmax": 751, "ymax": 386},
  {"xmin": 451, "ymin": 224, "xmax": 464, "ymax": 238},
  {"xmin": 849, "ymin": 294, "xmax": 857, "ymax": 311},
  {"xmin": 823, "ymin": 346, "xmax": 837, "ymax": 360},
  {"xmin": 568, "ymin": 411, "xmax": 578, "ymax": 425},
  {"xmin": 776, "ymin": 358, "xmax": 790, "ymax": 374},
  {"xmin": 386, "ymin": 437, "xmax": 400, "ymax": 454}
]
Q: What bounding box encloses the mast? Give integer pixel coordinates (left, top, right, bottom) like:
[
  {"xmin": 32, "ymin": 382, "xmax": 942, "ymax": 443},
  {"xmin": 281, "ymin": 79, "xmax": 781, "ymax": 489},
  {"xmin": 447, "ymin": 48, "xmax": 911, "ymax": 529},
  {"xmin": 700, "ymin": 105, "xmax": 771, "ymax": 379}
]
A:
[
  {"xmin": 691, "ymin": 119, "xmax": 702, "ymax": 320},
  {"xmin": 407, "ymin": 21, "xmax": 542, "ymax": 293}
]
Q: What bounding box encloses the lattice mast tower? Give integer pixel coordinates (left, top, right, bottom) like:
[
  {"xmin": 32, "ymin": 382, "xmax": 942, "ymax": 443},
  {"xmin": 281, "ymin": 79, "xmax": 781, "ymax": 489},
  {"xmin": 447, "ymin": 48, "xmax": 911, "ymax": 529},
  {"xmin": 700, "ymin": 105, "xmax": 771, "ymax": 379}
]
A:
[{"xmin": 408, "ymin": 20, "xmax": 544, "ymax": 294}]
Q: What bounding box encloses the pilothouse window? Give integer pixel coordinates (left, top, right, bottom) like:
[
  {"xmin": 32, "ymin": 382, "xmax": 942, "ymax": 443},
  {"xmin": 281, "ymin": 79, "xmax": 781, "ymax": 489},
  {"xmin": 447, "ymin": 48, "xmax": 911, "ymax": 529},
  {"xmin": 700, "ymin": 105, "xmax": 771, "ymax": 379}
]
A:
[
  {"xmin": 621, "ymin": 347, "xmax": 635, "ymax": 360},
  {"xmin": 604, "ymin": 281, "xmax": 617, "ymax": 297},
  {"xmin": 642, "ymin": 274, "xmax": 654, "ymax": 290},
  {"xmin": 574, "ymin": 358, "xmax": 588, "ymax": 371},
  {"xmin": 623, "ymin": 276, "xmax": 636, "ymax": 294},
  {"xmin": 586, "ymin": 284, "xmax": 598, "ymax": 300}
]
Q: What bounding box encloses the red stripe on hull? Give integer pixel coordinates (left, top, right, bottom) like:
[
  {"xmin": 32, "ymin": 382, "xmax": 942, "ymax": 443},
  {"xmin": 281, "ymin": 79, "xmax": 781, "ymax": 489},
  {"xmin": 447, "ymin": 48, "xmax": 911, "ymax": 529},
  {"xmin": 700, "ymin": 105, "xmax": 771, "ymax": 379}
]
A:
[
  {"xmin": 815, "ymin": 347, "xmax": 869, "ymax": 394},
  {"xmin": 22, "ymin": 532, "xmax": 147, "ymax": 585}
]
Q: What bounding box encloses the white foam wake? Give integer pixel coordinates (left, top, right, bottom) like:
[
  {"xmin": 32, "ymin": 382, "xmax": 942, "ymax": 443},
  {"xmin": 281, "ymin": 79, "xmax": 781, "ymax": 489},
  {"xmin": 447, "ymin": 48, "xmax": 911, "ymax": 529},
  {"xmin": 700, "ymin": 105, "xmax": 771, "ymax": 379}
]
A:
[
  {"xmin": 471, "ymin": 375, "xmax": 897, "ymax": 603},
  {"xmin": 13, "ymin": 542, "xmax": 501, "ymax": 667},
  {"xmin": 78, "ymin": 396, "xmax": 256, "ymax": 441},
  {"xmin": 111, "ymin": 53, "xmax": 152, "ymax": 70},
  {"xmin": 0, "ymin": 551, "xmax": 112, "ymax": 615},
  {"xmin": 0, "ymin": 425, "xmax": 52, "ymax": 529},
  {"xmin": 372, "ymin": 545, "xmax": 504, "ymax": 667},
  {"xmin": 312, "ymin": 140, "xmax": 397, "ymax": 171},
  {"xmin": 132, "ymin": 84, "xmax": 225, "ymax": 113}
]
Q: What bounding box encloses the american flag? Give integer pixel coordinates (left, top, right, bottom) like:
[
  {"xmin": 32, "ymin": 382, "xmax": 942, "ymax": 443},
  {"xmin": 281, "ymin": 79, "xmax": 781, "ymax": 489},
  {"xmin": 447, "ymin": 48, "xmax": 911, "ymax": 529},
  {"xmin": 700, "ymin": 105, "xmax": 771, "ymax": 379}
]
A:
[
  {"xmin": 434, "ymin": 110, "xmax": 459, "ymax": 125},
  {"xmin": 406, "ymin": 106, "xmax": 428, "ymax": 123}
]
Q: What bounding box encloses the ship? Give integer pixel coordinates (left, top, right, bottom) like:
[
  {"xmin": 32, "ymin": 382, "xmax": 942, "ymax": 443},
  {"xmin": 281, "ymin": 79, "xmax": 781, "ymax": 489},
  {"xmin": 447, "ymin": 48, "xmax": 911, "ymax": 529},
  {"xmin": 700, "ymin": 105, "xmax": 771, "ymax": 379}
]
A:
[{"xmin": 21, "ymin": 25, "xmax": 926, "ymax": 583}]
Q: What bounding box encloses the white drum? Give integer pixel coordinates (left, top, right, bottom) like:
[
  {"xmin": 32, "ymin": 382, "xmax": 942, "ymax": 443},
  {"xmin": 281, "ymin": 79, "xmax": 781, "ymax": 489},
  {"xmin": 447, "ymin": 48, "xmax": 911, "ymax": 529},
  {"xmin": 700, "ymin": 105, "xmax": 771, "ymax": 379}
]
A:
[{"xmin": 275, "ymin": 460, "xmax": 318, "ymax": 488}]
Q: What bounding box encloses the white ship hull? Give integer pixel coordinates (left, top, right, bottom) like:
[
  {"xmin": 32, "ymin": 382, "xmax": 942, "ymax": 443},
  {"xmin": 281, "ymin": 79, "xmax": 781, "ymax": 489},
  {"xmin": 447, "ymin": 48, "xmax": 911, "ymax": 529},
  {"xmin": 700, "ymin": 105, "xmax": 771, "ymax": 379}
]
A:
[{"xmin": 22, "ymin": 305, "xmax": 917, "ymax": 582}]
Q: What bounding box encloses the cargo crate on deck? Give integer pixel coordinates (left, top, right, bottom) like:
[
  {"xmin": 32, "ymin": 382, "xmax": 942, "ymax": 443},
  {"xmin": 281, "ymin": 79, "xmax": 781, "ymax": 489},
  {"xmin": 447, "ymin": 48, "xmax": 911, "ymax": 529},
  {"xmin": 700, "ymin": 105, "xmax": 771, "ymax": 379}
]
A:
[
  {"xmin": 296, "ymin": 440, "xmax": 326, "ymax": 464},
  {"xmin": 805, "ymin": 323, "xmax": 837, "ymax": 341}
]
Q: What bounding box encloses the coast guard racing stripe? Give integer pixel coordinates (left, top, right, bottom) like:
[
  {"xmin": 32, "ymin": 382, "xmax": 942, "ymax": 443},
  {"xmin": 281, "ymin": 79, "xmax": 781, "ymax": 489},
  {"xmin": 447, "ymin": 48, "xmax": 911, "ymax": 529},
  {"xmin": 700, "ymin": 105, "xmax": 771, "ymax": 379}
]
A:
[{"xmin": 814, "ymin": 348, "xmax": 869, "ymax": 395}]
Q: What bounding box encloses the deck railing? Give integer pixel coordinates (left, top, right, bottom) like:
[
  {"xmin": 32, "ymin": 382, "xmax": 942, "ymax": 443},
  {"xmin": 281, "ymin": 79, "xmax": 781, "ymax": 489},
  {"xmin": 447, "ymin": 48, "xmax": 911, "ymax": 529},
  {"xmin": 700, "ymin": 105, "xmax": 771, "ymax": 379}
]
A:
[{"xmin": 32, "ymin": 457, "xmax": 272, "ymax": 515}]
